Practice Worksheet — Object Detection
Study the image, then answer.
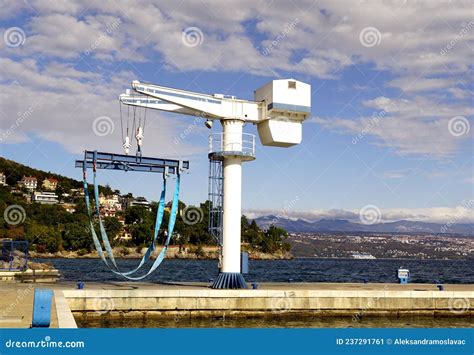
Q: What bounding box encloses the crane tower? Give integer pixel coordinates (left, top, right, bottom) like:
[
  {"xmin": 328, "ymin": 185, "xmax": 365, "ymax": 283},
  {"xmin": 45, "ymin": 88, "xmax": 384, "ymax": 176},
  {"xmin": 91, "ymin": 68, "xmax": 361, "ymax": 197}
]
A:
[{"xmin": 119, "ymin": 79, "xmax": 311, "ymax": 288}]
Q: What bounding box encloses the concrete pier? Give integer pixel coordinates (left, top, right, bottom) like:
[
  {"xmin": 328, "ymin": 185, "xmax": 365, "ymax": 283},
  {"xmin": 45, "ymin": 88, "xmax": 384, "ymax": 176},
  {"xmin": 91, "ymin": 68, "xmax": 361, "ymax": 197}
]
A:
[
  {"xmin": 0, "ymin": 268, "xmax": 60, "ymax": 282},
  {"xmin": 0, "ymin": 285, "xmax": 60, "ymax": 328},
  {"xmin": 63, "ymin": 282, "xmax": 474, "ymax": 319},
  {"xmin": 0, "ymin": 282, "xmax": 472, "ymax": 327}
]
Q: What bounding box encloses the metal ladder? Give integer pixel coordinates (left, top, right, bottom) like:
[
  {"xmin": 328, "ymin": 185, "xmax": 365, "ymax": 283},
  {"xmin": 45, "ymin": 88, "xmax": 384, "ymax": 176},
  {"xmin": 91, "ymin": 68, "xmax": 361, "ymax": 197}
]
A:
[{"xmin": 208, "ymin": 156, "xmax": 223, "ymax": 247}]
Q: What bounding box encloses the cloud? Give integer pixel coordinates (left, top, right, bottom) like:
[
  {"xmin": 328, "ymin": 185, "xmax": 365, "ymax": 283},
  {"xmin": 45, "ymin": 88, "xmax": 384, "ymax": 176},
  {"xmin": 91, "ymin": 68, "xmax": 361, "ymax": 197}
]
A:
[
  {"xmin": 448, "ymin": 87, "xmax": 471, "ymax": 100},
  {"xmin": 315, "ymin": 94, "xmax": 473, "ymax": 157},
  {"xmin": 387, "ymin": 77, "xmax": 462, "ymax": 93},
  {"xmin": 27, "ymin": 13, "xmax": 125, "ymax": 60},
  {"xmin": 3, "ymin": 1, "xmax": 473, "ymax": 77},
  {"xmin": 0, "ymin": 0, "xmax": 473, "ymax": 159},
  {"xmin": 244, "ymin": 205, "xmax": 474, "ymax": 224},
  {"xmin": 0, "ymin": 59, "xmax": 205, "ymax": 157}
]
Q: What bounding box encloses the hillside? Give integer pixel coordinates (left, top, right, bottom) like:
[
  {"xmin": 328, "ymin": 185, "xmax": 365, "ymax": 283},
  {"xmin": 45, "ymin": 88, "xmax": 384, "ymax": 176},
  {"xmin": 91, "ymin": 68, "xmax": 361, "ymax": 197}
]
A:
[
  {"xmin": 0, "ymin": 156, "xmax": 114, "ymax": 195},
  {"xmin": 0, "ymin": 157, "xmax": 291, "ymax": 258},
  {"xmin": 254, "ymin": 216, "xmax": 474, "ymax": 236}
]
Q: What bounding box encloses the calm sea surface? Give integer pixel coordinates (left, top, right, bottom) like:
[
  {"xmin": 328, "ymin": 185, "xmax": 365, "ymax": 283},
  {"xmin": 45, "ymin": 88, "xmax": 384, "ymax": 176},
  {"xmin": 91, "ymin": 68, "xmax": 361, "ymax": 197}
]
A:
[
  {"xmin": 36, "ymin": 257, "xmax": 474, "ymax": 284},
  {"xmin": 37, "ymin": 258, "xmax": 473, "ymax": 328}
]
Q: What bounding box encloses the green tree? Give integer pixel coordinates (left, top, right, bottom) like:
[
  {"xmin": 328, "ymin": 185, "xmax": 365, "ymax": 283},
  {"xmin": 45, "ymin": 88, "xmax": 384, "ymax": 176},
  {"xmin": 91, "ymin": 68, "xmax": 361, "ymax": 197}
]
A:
[
  {"xmin": 261, "ymin": 225, "xmax": 288, "ymax": 253},
  {"xmin": 104, "ymin": 216, "xmax": 122, "ymax": 240},
  {"xmin": 125, "ymin": 206, "xmax": 150, "ymax": 225},
  {"xmin": 25, "ymin": 222, "xmax": 61, "ymax": 253},
  {"xmin": 62, "ymin": 223, "xmax": 92, "ymax": 251}
]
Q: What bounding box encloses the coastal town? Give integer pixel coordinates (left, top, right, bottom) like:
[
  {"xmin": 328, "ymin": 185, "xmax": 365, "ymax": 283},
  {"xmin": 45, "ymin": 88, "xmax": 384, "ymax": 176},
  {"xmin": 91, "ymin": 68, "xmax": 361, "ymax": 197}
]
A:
[
  {"xmin": 1, "ymin": 173, "xmax": 151, "ymax": 210},
  {"xmin": 0, "ymin": 157, "xmax": 291, "ymax": 258},
  {"xmin": 0, "ymin": 171, "xmax": 154, "ymax": 243},
  {"xmin": 1, "ymin": 166, "xmax": 472, "ymax": 261},
  {"xmin": 289, "ymin": 232, "xmax": 473, "ymax": 260}
]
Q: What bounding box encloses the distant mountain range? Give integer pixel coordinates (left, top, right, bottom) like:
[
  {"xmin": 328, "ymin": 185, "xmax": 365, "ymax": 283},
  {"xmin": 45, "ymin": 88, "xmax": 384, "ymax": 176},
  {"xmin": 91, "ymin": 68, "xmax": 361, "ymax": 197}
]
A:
[{"xmin": 254, "ymin": 215, "xmax": 473, "ymax": 236}]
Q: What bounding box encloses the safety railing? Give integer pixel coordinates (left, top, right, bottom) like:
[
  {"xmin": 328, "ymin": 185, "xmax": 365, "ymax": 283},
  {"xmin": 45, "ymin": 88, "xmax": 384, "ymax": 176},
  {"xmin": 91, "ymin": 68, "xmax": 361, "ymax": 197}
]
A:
[{"xmin": 208, "ymin": 132, "xmax": 256, "ymax": 158}]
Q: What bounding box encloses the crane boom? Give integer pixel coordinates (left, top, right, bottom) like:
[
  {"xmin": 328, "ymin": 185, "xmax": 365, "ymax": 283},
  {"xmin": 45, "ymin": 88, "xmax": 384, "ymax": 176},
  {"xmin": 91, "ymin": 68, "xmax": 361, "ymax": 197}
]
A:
[
  {"xmin": 130, "ymin": 80, "xmax": 261, "ymax": 122},
  {"xmin": 119, "ymin": 94, "xmax": 200, "ymax": 116},
  {"xmin": 120, "ymin": 78, "xmax": 311, "ymax": 147}
]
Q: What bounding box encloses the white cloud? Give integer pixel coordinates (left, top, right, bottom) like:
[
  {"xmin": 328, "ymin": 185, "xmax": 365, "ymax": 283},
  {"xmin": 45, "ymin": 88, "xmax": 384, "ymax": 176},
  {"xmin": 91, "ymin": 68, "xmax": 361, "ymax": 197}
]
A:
[
  {"xmin": 2, "ymin": 0, "xmax": 472, "ymax": 77},
  {"xmin": 26, "ymin": 13, "xmax": 124, "ymax": 59},
  {"xmin": 0, "ymin": 59, "xmax": 205, "ymax": 157},
  {"xmin": 244, "ymin": 206, "xmax": 474, "ymax": 224},
  {"xmin": 387, "ymin": 77, "xmax": 461, "ymax": 92},
  {"xmin": 315, "ymin": 94, "xmax": 473, "ymax": 157},
  {"xmin": 448, "ymin": 87, "xmax": 471, "ymax": 100},
  {"xmin": 0, "ymin": 0, "xmax": 472, "ymax": 158}
]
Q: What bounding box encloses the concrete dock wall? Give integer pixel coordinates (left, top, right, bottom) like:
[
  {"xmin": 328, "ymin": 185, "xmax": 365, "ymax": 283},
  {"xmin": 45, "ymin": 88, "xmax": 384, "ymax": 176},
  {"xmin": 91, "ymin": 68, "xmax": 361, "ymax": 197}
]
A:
[
  {"xmin": 63, "ymin": 285, "xmax": 473, "ymax": 318},
  {"xmin": 1, "ymin": 283, "xmax": 472, "ymax": 327},
  {"xmin": 54, "ymin": 290, "xmax": 77, "ymax": 328},
  {"xmin": 0, "ymin": 269, "xmax": 60, "ymax": 282}
]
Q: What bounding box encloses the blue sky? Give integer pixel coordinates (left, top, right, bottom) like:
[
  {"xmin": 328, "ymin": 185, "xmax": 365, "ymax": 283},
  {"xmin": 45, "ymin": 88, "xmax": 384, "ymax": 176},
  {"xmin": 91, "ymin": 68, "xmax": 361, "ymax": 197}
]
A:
[{"xmin": 0, "ymin": 1, "xmax": 472, "ymax": 223}]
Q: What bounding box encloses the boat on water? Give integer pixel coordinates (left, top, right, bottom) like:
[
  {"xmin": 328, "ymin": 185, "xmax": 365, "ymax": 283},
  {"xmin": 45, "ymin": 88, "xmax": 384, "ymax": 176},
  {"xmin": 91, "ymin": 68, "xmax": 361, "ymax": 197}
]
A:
[{"xmin": 351, "ymin": 252, "xmax": 376, "ymax": 260}]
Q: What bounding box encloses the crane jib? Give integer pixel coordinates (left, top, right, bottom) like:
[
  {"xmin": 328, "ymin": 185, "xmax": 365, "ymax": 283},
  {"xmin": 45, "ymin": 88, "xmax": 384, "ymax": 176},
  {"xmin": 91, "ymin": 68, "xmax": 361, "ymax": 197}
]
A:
[{"xmin": 135, "ymin": 85, "xmax": 222, "ymax": 105}]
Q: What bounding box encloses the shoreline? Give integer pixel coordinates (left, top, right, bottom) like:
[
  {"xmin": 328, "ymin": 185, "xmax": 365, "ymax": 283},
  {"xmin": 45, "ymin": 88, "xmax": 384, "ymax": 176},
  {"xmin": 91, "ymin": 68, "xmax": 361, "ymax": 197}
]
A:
[
  {"xmin": 30, "ymin": 245, "xmax": 293, "ymax": 261},
  {"xmin": 29, "ymin": 251, "xmax": 471, "ymax": 262}
]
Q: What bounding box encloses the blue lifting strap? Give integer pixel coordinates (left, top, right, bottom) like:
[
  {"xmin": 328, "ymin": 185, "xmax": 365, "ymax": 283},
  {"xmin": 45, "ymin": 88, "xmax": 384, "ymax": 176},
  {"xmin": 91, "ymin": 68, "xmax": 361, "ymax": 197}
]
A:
[
  {"xmin": 117, "ymin": 174, "xmax": 180, "ymax": 281},
  {"xmin": 121, "ymin": 178, "xmax": 166, "ymax": 276},
  {"xmin": 82, "ymin": 154, "xmax": 181, "ymax": 280},
  {"xmin": 32, "ymin": 289, "xmax": 53, "ymax": 328}
]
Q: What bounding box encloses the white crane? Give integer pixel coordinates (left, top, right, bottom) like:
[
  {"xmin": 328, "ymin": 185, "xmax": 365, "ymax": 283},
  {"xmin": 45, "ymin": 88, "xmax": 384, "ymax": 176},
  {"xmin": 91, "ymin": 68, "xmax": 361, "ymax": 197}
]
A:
[{"xmin": 119, "ymin": 79, "xmax": 311, "ymax": 288}]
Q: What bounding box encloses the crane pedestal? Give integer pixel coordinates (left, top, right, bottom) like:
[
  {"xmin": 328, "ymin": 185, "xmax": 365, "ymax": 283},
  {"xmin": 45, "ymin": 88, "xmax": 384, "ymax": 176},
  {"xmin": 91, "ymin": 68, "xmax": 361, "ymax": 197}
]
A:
[{"xmin": 208, "ymin": 120, "xmax": 255, "ymax": 289}]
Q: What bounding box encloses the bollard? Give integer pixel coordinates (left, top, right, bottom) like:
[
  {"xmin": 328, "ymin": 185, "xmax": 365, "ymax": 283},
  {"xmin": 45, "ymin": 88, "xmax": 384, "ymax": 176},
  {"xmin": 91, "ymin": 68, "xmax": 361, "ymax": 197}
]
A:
[{"xmin": 397, "ymin": 268, "xmax": 410, "ymax": 284}]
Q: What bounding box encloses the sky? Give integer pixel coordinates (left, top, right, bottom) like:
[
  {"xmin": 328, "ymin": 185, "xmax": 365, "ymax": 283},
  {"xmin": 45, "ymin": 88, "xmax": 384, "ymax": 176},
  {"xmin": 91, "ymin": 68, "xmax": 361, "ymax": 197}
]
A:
[{"xmin": 0, "ymin": 0, "xmax": 472, "ymax": 224}]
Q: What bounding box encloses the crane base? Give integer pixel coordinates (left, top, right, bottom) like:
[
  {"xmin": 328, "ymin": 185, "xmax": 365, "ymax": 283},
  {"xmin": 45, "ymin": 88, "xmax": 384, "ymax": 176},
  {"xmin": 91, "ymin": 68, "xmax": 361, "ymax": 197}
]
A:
[{"xmin": 211, "ymin": 272, "xmax": 248, "ymax": 289}]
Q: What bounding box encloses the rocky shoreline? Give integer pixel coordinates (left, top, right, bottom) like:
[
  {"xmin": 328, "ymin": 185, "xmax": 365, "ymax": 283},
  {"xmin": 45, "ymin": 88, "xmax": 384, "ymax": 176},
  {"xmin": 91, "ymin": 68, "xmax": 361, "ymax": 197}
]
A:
[{"xmin": 30, "ymin": 245, "xmax": 292, "ymax": 260}]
